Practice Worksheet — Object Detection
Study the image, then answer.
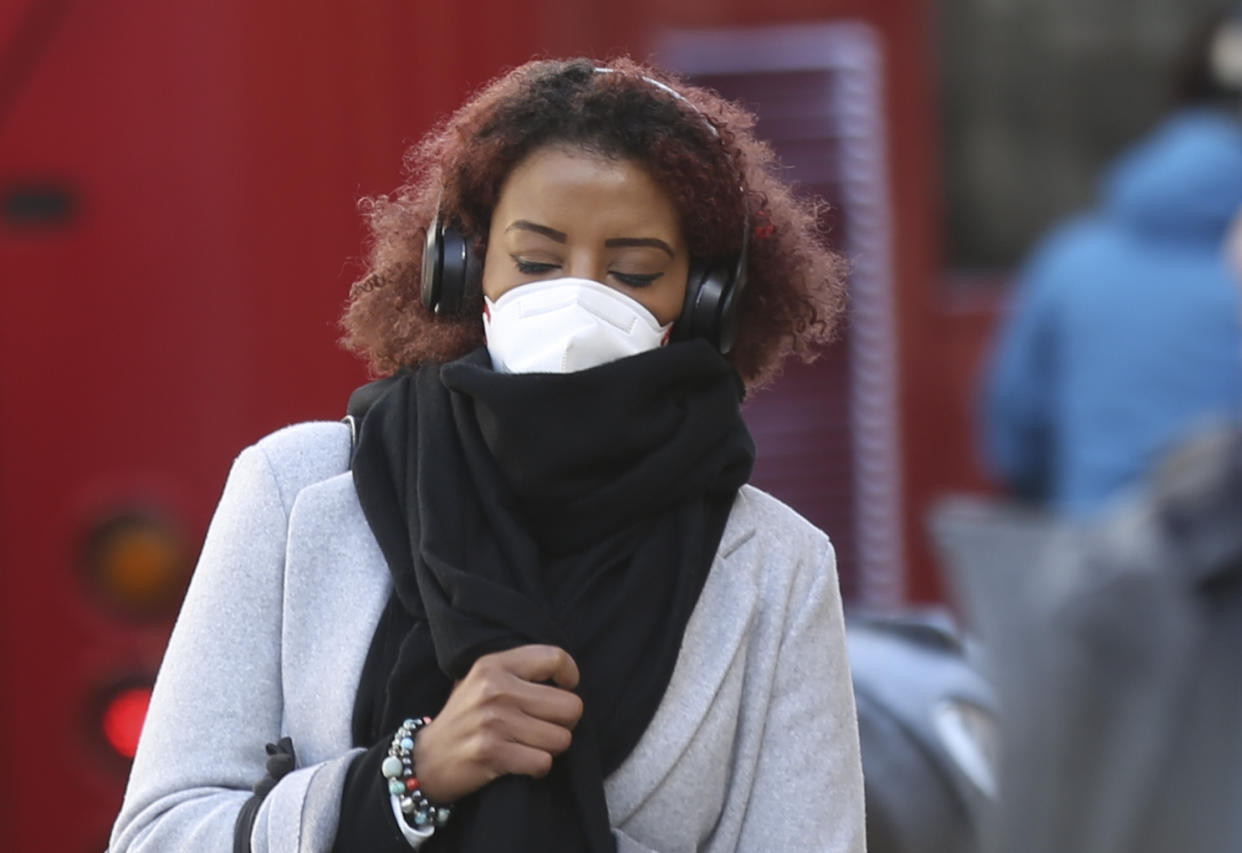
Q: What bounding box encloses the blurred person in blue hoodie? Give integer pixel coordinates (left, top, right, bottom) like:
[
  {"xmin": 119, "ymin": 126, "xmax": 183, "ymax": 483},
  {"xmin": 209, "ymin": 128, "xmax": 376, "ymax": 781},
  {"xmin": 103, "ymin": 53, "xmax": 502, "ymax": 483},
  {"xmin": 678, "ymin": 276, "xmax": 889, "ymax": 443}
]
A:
[{"xmin": 981, "ymin": 9, "xmax": 1242, "ymax": 517}]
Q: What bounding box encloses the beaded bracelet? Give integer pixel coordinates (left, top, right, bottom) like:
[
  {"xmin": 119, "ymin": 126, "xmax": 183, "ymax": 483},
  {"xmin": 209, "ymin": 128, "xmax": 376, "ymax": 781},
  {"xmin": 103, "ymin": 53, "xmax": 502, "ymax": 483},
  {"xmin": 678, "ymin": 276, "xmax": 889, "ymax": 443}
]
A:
[{"xmin": 381, "ymin": 717, "xmax": 453, "ymax": 841}]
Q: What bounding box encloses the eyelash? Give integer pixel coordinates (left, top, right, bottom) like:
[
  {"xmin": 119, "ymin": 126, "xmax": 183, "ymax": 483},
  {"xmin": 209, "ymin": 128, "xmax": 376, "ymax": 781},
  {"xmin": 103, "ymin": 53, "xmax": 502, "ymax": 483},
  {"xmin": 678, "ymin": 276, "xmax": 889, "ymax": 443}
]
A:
[
  {"xmin": 613, "ymin": 272, "xmax": 662, "ymax": 288},
  {"xmin": 514, "ymin": 259, "xmax": 558, "ymax": 275},
  {"xmin": 512, "ymin": 258, "xmax": 663, "ymax": 288}
]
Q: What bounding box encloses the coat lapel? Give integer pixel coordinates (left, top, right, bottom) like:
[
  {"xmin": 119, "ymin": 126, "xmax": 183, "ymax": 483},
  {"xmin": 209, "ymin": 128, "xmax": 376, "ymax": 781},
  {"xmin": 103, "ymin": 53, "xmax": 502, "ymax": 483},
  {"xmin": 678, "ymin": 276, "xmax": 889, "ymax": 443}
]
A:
[
  {"xmin": 281, "ymin": 471, "xmax": 393, "ymax": 763},
  {"xmin": 604, "ymin": 490, "xmax": 759, "ymax": 822}
]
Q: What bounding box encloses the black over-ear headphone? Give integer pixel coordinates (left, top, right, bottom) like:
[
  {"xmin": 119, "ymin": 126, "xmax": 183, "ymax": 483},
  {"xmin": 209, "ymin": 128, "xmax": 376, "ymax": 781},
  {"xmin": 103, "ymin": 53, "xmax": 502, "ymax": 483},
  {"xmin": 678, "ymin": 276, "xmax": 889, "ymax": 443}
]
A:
[
  {"xmin": 419, "ymin": 67, "xmax": 751, "ymax": 354},
  {"xmin": 420, "ymin": 214, "xmax": 481, "ymax": 319}
]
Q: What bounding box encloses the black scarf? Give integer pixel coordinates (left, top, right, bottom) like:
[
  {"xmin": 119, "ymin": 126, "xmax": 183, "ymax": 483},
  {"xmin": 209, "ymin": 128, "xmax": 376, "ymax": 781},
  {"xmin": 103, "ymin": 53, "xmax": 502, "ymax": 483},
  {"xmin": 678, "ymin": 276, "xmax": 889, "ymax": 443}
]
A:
[{"xmin": 336, "ymin": 341, "xmax": 753, "ymax": 852}]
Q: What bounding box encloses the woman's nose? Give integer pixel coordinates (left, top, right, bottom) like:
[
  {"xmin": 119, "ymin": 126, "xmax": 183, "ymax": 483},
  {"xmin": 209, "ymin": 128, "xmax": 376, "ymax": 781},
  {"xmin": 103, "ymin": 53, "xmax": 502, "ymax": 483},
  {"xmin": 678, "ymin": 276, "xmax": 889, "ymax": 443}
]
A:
[{"xmin": 564, "ymin": 252, "xmax": 606, "ymax": 284}]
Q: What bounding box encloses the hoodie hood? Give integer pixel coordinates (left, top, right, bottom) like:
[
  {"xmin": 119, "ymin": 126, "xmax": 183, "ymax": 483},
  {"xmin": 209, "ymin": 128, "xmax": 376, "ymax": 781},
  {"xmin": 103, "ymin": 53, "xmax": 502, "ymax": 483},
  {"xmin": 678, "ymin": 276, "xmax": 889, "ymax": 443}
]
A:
[{"xmin": 1103, "ymin": 108, "xmax": 1242, "ymax": 238}]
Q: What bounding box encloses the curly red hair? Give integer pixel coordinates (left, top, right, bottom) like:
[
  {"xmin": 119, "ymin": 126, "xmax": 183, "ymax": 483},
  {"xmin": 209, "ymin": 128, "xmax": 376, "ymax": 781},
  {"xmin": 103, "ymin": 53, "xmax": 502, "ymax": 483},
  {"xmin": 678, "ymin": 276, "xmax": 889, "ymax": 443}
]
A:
[{"xmin": 341, "ymin": 57, "xmax": 847, "ymax": 390}]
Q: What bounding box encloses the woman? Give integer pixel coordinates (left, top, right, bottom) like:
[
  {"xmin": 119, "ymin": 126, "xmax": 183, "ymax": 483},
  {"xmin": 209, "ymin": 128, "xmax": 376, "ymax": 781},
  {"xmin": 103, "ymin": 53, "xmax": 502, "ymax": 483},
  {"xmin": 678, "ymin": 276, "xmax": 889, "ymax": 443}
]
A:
[{"xmin": 110, "ymin": 57, "xmax": 864, "ymax": 852}]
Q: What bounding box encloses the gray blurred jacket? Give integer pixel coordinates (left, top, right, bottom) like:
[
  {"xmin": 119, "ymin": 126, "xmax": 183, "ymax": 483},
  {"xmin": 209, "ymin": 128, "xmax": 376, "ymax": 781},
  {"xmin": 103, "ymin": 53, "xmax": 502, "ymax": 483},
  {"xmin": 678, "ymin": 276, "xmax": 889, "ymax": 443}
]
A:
[
  {"xmin": 108, "ymin": 421, "xmax": 865, "ymax": 853},
  {"xmin": 994, "ymin": 427, "xmax": 1242, "ymax": 853}
]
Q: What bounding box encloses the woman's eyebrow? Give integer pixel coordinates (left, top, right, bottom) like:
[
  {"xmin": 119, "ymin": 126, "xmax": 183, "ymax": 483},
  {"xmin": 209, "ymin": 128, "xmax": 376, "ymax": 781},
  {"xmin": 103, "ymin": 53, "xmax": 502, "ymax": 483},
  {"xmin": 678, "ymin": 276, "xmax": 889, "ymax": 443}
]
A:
[
  {"xmin": 604, "ymin": 237, "xmax": 675, "ymax": 257},
  {"xmin": 506, "ymin": 220, "xmax": 675, "ymax": 257},
  {"xmin": 506, "ymin": 220, "xmax": 566, "ymax": 242}
]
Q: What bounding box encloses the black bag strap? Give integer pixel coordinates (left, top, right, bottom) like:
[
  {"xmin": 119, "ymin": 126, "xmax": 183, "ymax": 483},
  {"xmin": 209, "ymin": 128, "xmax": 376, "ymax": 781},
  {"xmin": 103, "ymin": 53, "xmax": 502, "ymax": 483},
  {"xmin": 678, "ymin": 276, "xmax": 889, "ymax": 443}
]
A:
[{"xmin": 232, "ymin": 737, "xmax": 298, "ymax": 853}]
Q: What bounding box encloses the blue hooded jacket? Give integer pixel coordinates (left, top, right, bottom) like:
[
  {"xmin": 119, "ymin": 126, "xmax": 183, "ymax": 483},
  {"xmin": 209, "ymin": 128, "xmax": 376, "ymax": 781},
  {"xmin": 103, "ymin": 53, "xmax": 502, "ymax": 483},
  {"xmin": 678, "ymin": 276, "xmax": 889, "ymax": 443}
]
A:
[{"xmin": 982, "ymin": 108, "xmax": 1242, "ymax": 516}]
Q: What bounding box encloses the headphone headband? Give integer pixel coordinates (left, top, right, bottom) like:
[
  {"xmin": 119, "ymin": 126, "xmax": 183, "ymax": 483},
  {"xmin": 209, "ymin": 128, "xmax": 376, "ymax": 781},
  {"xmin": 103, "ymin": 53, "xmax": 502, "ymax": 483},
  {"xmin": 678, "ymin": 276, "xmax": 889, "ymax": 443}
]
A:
[{"xmin": 592, "ymin": 67, "xmax": 720, "ymax": 139}]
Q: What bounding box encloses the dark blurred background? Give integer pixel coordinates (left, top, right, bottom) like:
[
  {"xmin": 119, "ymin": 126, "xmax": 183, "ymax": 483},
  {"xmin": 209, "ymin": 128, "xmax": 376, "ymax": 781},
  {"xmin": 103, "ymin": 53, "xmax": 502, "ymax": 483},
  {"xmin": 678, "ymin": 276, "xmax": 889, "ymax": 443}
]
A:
[
  {"xmin": 0, "ymin": 1, "xmax": 1230, "ymax": 849},
  {"xmin": 942, "ymin": 0, "xmax": 1226, "ymax": 272}
]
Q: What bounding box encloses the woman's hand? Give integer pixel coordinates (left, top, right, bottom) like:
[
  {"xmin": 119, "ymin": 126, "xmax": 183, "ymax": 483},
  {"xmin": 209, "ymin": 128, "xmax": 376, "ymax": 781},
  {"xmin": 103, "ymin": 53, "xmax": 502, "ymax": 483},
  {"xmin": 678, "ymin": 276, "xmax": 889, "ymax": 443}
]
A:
[{"xmin": 412, "ymin": 644, "xmax": 584, "ymax": 803}]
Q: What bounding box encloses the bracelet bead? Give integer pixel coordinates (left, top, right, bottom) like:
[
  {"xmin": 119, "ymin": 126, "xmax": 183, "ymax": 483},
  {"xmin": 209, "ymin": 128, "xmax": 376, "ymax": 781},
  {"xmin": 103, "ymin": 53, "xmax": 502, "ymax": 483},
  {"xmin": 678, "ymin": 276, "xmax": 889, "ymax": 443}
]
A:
[{"xmin": 380, "ymin": 716, "xmax": 452, "ymax": 833}]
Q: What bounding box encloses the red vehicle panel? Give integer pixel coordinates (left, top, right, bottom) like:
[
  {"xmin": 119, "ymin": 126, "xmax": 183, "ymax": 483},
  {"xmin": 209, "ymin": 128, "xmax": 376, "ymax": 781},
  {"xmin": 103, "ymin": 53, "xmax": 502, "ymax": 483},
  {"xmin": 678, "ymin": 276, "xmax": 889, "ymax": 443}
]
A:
[{"xmin": 0, "ymin": 2, "xmax": 979, "ymax": 848}]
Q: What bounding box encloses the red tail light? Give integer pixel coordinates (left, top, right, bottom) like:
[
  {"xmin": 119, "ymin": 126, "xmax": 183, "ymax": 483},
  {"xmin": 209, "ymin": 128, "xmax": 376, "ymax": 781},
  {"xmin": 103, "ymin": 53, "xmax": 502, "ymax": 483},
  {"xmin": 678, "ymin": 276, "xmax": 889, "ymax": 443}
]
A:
[{"xmin": 101, "ymin": 684, "xmax": 153, "ymax": 760}]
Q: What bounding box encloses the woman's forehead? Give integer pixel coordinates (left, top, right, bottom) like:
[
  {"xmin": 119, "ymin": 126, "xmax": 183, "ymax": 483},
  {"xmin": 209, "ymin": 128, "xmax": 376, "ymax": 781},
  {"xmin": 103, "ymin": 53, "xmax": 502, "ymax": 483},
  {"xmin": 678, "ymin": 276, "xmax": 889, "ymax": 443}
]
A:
[{"xmin": 493, "ymin": 146, "xmax": 683, "ymax": 238}]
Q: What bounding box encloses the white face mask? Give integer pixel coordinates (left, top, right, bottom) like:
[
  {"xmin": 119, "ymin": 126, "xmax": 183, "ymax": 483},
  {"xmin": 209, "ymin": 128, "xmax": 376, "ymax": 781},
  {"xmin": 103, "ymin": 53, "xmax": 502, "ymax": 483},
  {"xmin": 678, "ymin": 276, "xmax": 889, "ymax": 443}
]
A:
[{"xmin": 483, "ymin": 277, "xmax": 673, "ymax": 374}]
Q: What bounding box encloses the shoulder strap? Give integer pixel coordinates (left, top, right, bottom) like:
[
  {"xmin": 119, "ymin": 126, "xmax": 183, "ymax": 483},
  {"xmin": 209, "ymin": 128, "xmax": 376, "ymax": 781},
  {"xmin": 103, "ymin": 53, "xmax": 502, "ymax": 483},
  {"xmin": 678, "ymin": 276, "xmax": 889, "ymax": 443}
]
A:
[
  {"xmin": 343, "ymin": 373, "xmax": 406, "ymax": 468},
  {"xmin": 342, "ymin": 415, "xmax": 359, "ymax": 463}
]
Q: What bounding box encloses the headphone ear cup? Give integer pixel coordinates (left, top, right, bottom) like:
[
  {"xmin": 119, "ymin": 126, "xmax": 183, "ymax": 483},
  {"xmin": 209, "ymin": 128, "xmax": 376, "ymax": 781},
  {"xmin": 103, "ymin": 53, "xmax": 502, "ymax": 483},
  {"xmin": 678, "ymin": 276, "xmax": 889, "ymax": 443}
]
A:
[
  {"xmin": 677, "ymin": 261, "xmax": 744, "ymax": 354},
  {"xmin": 421, "ymin": 218, "xmax": 475, "ymax": 316},
  {"xmin": 420, "ymin": 217, "xmax": 446, "ymax": 312},
  {"xmin": 436, "ymin": 227, "xmax": 470, "ymax": 316},
  {"xmin": 678, "ymin": 264, "xmax": 725, "ymax": 350},
  {"xmin": 717, "ymin": 251, "xmax": 748, "ymax": 355},
  {"xmin": 463, "ymin": 238, "xmax": 483, "ymax": 311}
]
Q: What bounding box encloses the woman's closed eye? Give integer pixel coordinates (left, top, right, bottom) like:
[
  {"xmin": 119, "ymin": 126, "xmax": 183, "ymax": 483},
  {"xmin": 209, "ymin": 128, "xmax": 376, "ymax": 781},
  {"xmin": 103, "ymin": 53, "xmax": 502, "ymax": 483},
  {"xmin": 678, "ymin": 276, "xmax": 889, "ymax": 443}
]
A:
[
  {"xmin": 610, "ymin": 271, "xmax": 663, "ymax": 288},
  {"xmin": 513, "ymin": 257, "xmax": 559, "ymax": 275},
  {"xmin": 511, "ymin": 256, "xmax": 664, "ymax": 288}
]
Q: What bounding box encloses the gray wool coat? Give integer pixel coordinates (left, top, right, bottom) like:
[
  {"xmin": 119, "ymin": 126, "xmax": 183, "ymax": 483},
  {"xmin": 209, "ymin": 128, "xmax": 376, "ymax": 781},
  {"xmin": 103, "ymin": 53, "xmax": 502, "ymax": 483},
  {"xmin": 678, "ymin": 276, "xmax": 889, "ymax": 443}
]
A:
[{"xmin": 109, "ymin": 421, "xmax": 865, "ymax": 853}]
